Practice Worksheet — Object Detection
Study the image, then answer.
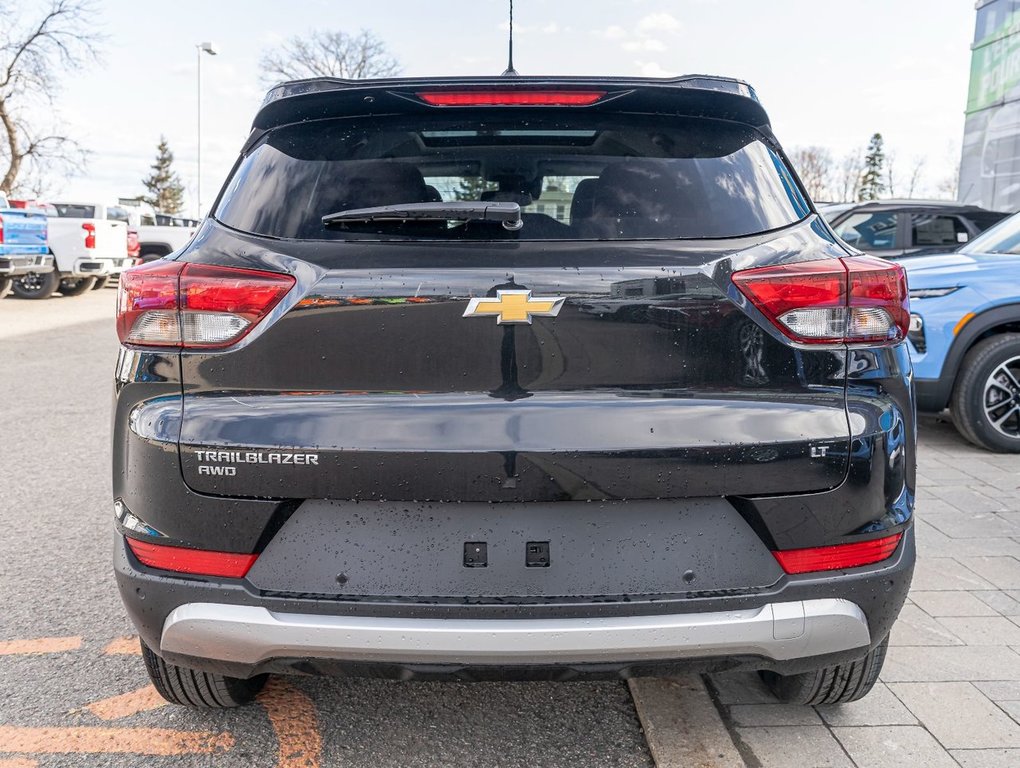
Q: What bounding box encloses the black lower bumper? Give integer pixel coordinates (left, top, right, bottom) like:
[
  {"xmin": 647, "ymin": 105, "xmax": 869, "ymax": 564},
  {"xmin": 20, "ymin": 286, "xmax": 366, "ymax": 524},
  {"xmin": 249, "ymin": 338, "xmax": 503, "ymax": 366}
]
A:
[{"xmin": 114, "ymin": 524, "xmax": 914, "ymax": 681}]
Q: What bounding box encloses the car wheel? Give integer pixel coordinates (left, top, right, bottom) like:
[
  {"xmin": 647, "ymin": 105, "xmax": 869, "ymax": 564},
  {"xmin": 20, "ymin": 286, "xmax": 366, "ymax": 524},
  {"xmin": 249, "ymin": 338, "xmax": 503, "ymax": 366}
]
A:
[
  {"xmin": 11, "ymin": 270, "xmax": 60, "ymax": 300},
  {"xmin": 759, "ymin": 635, "xmax": 888, "ymax": 705},
  {"xmin": 0, "ymin": 277, "xmax": 11, "ymax": 299},
  {"xmin": 92, "ymin": 276, "xmax": 110, "ymax": 290},
  {"xmin": 141, "ymin": 639, "xmax": 268, "ymax": 708},
  {"xmin": 951, "ymin": 333, "xmax": 1020, "ymax": 453},
  {"xmin": 58, "ymin": 277, "xmax": 98, "ymax": 296}
]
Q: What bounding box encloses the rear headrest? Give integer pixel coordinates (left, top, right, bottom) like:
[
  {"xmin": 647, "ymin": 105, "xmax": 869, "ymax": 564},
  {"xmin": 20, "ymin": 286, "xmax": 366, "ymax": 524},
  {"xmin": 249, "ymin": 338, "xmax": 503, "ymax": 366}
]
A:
[
  {"xmin": 570, "ymin": 178, "xmax": 599, "ymax": 223},
  {"xmin": 318, "ymin": 160, "xmax": 429, "ymax": 214},
  {"xmin": 588, "ymin": 161, "xmax": 699, "ymax": 237}
]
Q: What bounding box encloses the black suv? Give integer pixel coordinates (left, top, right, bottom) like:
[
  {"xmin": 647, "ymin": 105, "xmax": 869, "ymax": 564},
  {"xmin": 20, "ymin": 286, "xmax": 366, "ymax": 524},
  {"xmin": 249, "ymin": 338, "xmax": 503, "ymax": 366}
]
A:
[
  {"xmin": 820, "ymin": 200, "xmax": 1008, "ymax": 258},
  {"xmin": 113, "ymin": 76, "xmax": 915, "ymax": 709}
]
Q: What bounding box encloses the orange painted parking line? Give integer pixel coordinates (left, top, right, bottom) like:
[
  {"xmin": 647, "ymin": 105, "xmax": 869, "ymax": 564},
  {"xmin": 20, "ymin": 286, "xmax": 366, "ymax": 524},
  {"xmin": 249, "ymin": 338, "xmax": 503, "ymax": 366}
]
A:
[
  {"xmin": 102, "ymin": 636, "xmax": 141, "ymax": 655},
  {"xmin": 0, "ymin": 758, "xmax": 39, "ymax": 768},
  {"xmin": 86, "ymin": 685, "xmax": 168, "ymax": 721},
  {"xmin": 0, "ymin": 637, "xmax": 82, "ymax": 656},
  {"xmin": 259, "ymin": 679, "xmax": 322, "ymax": 768},
  {"xmin": 0, "ymin": 726, "xmax": 233, "ymax": 755}
]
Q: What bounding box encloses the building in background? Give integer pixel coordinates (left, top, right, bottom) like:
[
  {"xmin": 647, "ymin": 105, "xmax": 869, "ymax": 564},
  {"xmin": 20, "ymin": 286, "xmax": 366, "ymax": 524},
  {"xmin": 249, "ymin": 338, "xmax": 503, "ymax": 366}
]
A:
[{"xmin": 960, "ymin": 0, "xmax": 1020, "ymax": 212}]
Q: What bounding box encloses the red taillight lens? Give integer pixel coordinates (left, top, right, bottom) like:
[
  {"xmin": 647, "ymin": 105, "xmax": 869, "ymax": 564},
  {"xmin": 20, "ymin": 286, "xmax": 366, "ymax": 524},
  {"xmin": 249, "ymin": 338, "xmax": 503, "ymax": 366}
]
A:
[
  {"xmin": 417, "ymin": 90, "xmax": 606, "ymax": 106},
  {"xmin": 82, "ymin": 222, "xmax": 96, "ymax": 249},
  {"xmin": 0, "ymin": 216, "xmax": 5, "ymax": 244},
  {"xmin": 126, "ymin": 538, "xmax": 257, "ymax": 578},
  {"xmin": 772, "ymin": 533, "xmax": 902, "ymax": 574},
  {"xmin": 732, "ymin": 256, "xmax": 909, "ymax": 344},
  {"xmin": 116, "ymin": 261, "xmax": 295, "ymax": 349}
]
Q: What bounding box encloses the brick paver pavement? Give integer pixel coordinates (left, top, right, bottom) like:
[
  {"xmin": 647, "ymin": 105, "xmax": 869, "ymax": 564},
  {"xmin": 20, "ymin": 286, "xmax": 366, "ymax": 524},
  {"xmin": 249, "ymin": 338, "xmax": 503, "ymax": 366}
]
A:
[{"xmin": 708, "ymin": 413, "xmax": 1020, "ymax": 767}]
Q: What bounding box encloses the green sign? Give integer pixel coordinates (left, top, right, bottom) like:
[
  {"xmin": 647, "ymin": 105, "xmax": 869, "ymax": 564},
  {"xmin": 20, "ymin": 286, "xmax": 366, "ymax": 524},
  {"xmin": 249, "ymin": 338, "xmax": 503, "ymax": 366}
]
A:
[{"xmin": 968, "ymin": 9, "xmax": 1020, "ymax": 113}]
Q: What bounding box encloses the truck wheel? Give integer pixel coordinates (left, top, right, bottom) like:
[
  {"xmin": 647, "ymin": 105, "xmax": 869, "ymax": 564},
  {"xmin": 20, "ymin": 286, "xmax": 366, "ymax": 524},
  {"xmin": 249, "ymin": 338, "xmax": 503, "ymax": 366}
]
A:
[
  {"xmin": 141, "ymin": 639, "xmax": 267, "ymax": 708},
  {"xmin": 759, "ymin": 635, "xmax": 888, "ymax": 705},
  {"xmin": 12, "ymin": 270, "xmax": 59, "ymax": 300},
  {"xmin": 951, "ymin": 333, "xmax": 1020, "ymax": 453},
  {"xmin": 92, "ymin": 276, "xmax": 110, "ymax": 290},
  {"xmin": 58, "ymin": 277, "xmax": 97, "ymax": 296},
  {"xmin": 0, "ymin": 277, "xmax": 11, "ymax": 299}
]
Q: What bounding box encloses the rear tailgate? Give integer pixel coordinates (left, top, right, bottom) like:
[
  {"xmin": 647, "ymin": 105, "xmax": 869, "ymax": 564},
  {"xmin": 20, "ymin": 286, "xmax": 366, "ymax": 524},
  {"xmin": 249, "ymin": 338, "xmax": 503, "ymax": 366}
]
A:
[
  {"xmin": 0, "ymin": 209, "xmax": 48, "ymax": 255},
  {"xmin": 178, "ymin": 230, "xmax": 851, "ymax": 500},
  {"xmin": 89, "ymin": 219, "xmax": 128, "ymax": 260}
]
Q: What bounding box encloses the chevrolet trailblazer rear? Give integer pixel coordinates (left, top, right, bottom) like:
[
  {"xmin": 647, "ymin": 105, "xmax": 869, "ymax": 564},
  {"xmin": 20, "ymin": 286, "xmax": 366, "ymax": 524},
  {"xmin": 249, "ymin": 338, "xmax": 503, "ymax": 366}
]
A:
[{"xmin": 112, "ymin": 76, "xmax": 915, "ymax": 709}]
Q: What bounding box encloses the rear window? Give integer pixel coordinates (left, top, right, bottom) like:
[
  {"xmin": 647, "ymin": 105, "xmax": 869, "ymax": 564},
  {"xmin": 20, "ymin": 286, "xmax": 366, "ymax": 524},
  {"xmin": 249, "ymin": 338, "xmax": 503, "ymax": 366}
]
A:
[
  {"xmin": 214, "ymin": 113, "xmax": 808, "ymax": 241},
  {"xmin": 53, "ymin": 204, "xmax": 96, "ymax": 218}
]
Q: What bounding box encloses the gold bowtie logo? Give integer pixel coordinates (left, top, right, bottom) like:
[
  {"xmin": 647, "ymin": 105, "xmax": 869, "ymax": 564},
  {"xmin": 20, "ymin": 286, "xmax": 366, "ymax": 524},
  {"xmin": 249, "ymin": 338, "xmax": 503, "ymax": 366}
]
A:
[{"xmin": 463, "ymin": 289, "xmax": 566, "ymax": 324}]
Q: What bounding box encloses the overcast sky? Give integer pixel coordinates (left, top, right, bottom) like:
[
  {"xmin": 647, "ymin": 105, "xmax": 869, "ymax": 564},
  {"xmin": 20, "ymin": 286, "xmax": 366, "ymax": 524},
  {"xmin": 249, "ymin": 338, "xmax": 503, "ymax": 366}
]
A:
[{"xmin": 32, "ymin": 0, "xmax": 975, "ymax": 214}]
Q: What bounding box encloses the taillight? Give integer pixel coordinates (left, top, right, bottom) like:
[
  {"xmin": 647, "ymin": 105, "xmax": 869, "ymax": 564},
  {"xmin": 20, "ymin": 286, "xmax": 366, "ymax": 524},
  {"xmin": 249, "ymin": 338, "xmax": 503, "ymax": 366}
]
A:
[
  {"xmin": 772, "ymin": 533, "xmax": 902, "ymax": 574},
  {"xmin": 126, "ymin": 537, "xmax": 257, "ymax": 578},
  {"xmin": 82, "ymin": 222, "xmax": 96, "ymax": 249},
  {"xmin": 732, "ymin": 256, "xmax": 908, "ymax": 344},
  {"xmin": 416, "ymin": 90, "xmax": 606, "ymax": 106},
  {"xmin": 116, "ymin": 261, "xmax": 295, "ymax": 349},
  {"xmin": 0, "ymin": 216, "xmax": 4, "ymax": 244}
]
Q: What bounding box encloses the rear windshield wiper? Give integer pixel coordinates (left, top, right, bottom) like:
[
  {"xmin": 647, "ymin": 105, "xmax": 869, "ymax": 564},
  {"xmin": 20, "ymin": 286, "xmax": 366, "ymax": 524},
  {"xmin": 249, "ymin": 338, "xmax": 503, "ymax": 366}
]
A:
[{"xmin": 322, "ymin": 201, "xmax": 523, "ymax": 231}]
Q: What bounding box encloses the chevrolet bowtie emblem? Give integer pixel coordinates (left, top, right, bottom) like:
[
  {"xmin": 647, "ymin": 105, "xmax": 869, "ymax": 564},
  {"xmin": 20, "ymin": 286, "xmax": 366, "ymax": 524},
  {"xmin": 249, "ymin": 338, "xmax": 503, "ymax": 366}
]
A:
[{"xmin": 463, "ymin": 289, "xmax": 566, "ymax": 324}]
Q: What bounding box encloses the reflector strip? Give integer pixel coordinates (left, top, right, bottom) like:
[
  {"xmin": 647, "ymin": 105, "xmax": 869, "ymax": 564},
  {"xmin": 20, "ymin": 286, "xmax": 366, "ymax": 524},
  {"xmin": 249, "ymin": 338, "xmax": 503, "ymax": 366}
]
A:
[
  {"xmin": 126, "ymin": 538, "xmax": 257, "ymax": 578},
  {"xmin": 417, "ymin": 90, "xmax": 606, "ymax": 106},
  {"xmin": 772, "ymin": 533, "xmax": 902, "ymax": 574}
]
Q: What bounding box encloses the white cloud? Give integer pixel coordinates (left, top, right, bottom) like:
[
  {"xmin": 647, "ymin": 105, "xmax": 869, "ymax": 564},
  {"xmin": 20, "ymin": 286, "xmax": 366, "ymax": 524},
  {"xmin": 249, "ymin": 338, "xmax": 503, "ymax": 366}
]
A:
[
  {"xmin": 600, "ymin": 25, "xmax": 628, "ymax": 40},
  {"xmin": 637, "ymin": 61, "xmax": 675, "ymax": 78},
  {"xmin": 636, "ymin": 13, "xmax": 682, "ymax": 34}
]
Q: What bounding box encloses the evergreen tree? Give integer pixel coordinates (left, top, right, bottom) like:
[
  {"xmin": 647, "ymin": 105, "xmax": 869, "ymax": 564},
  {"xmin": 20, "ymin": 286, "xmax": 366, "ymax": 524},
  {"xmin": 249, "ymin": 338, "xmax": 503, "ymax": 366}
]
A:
[
  {"xmin": 857, "ymin": 133, "xmax": 886, "ymax": 201},
  {"xmin": 142, "ymin": 137, "xmax": 185, "ymax": 214}
]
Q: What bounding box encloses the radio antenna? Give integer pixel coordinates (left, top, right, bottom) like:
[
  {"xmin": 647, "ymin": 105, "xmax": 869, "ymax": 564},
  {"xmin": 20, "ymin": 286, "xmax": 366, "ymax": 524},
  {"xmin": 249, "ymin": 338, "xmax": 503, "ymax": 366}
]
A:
[{"xmin": 502, "ymin": 0, "xmax": 519, "ymax": 76}]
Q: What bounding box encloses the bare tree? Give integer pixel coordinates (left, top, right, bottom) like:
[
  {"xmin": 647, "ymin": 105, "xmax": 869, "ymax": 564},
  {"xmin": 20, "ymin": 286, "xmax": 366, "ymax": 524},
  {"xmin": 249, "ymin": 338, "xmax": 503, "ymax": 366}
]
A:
[
  {"xmin": 837, "ymin": 148, "xmax": 865, "ymax": 203},
  {"xmin": 0, "ymin": 0, "xmax": 100, "ymax": 195},
  {"xmin": 260, "ymin": 29, "xmax": 400, "ymax": 85},
  {"xmin": 885, "ymin": 150, "xmax": 897, "ymax": 197},
  {"xmin": 789, "ymin": 146, "xmax": 834, "ymax": 201},
  {"xmin": 906, "ymin": 156, "xmax": 926, "ymax": 197}
]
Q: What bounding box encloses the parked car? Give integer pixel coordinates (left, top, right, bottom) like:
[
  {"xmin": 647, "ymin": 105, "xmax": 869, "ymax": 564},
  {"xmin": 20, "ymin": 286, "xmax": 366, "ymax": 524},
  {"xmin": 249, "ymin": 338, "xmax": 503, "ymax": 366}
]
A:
[
  {"xmin": 118, "ymin": 201, "xmax": 197, "ymax": 262},
  {"xmin": 8, "ymin": 201, "xmax": 130, "ymax": 298},
  {"xmin": 0, "ymin": 193, "xmax": 52, "ymax": 299},
  {"xmin": 820, "ymin": 200, "xmax": 1008, "ymax": 258},
  {"xmin": 114, "ymin": 75, "xmax": 915, "ymax": 710},
  {"xmin": 898, "ymin": 211, "xmax": 1020, "ymax": 452}
]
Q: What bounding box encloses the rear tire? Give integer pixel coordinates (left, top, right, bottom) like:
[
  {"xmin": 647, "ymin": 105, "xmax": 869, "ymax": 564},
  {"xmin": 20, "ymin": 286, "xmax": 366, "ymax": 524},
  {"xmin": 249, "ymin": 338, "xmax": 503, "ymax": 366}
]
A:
[
  {"xmin": 0, "ymin": 277, "xmax": 11, "ymax": 299},
  {"xmin": 11, "ymin": 270, "xmax": 59, "ymax": 300},
  {"xmin": 759, "ymin": 635, "xmax": 888, "ymax": 705},
  {"xmin": 951, "ymin": 333, "xmax": 1020, "ymax": 452},
  {"xmin": 58, "ymin": 276, "xmax": 97, "ymax": 296},
  {"xmin": 92, "ymin": 275, "xmax": 110, "ymax": 290},
  {"xmin": 140, "ymin": 639, "xmax": 268, "ymax": 708}
]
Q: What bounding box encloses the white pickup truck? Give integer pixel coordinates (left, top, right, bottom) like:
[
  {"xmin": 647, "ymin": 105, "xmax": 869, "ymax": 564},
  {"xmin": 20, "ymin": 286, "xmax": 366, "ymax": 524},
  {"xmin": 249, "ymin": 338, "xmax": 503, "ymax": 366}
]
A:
[
  {"xmin": 118, "ymin": 201, "xmax": 197, "ymax": 262},
  {"xmin": 10, "ymin": 201, "xmax": 131, "ymax": 299}
]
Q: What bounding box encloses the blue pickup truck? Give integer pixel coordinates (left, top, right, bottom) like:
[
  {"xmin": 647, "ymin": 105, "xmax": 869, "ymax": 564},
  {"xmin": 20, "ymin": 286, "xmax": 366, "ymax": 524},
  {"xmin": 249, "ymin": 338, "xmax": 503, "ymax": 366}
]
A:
[
  {"xmin": 0, "ymin": 193, "xmax": 52, "ymax": 299},
  {"xmin": 898, "ymin": 211, "xmax": 1020, "ymax": 452}
]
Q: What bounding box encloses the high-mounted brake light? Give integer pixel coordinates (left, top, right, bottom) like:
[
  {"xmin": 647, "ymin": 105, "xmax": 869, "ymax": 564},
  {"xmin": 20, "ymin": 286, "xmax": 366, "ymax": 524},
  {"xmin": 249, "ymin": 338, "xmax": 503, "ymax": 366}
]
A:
[
  {"xmin": 116, "ymin": 261, "xmax": 295, "ymax": 349},
  {"xmin": 416, "ymin": 90, "xmax": 606, "ymax": 106},
  {"xmin": 772, "ymin": 533, "xmax": 902, "ymax": 574},
  {"xmin": 732, "ymin": 256, "xmax": 908, "ymax": 344},
  {"xmin": 126, "ymin": 538, "xmax": 257, "ymax": 578},
  {"xmin": 82, "ymin": 222, "xmax": 96, "ymax": 249}
]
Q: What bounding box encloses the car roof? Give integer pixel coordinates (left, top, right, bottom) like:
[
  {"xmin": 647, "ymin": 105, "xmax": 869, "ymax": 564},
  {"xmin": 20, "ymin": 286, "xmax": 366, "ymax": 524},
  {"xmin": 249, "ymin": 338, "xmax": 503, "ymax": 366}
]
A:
[
  {"xmin": 252, "ymin": 75, "xmax": 770, "ymax": 135},
  {"xmin": 833, "ymin": 199, "xmax": 1004, "ymax": 214}
]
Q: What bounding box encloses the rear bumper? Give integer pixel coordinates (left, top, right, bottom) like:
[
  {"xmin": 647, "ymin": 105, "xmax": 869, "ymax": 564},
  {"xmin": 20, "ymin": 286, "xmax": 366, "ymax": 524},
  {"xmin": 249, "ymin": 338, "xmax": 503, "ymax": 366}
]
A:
[
  {"xmin": 70, "ymin": 257, "xmax": 132, "ymax": 277},
  {"xmin": 115, "ymin": 525, "xmax": 914, "ymax": 680},
  {"xmin": 161, "ymin": 598, "xmax": 870, "ymax": 667},
  {"xmin": 0, "ymin": 254, "xmax": 54, "ymax": 276}
]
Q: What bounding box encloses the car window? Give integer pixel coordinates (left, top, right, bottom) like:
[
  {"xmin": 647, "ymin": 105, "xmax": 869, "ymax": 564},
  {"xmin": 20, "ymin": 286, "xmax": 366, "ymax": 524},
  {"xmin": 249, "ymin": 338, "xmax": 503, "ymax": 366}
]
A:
[
  {"xmin": 965, "ymin": 210, "xmax": 1020, "ymax": 253},
  {"xmin": 911, "ymin": 214, "xmax": 969, "ymax": 247},
  {"xmin": 53, "ymin": 204, "xmax": 97, "ymax": 218},
  {"xmin": 141, "ymin": 214, "xmax": 156, "ymax": 226},
  {"xmin": 834, "ymin": 212, "xmax": 900, "ymax": 250},
  {"xmin": 214, "ymin": 113, "xmax": 810, "ymax": 243},
  {"xmin": 106, "ymin": 206, "xmax": 130, "ymax": 223}
]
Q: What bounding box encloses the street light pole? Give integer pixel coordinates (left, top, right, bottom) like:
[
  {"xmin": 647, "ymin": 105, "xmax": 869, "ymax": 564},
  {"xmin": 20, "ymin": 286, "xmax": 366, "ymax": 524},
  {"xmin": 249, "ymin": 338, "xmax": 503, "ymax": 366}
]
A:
[{"xmin": 195, "ymin": 41, "xmax": 218, "ymax": 219}]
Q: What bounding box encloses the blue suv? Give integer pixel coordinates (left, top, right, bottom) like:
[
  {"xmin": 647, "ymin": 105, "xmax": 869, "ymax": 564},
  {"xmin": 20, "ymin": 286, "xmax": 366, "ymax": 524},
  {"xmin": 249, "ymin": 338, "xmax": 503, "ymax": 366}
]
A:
[{"xmin": 898, "ymin": 212, "xmax": 1020, "ymax": 452}]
